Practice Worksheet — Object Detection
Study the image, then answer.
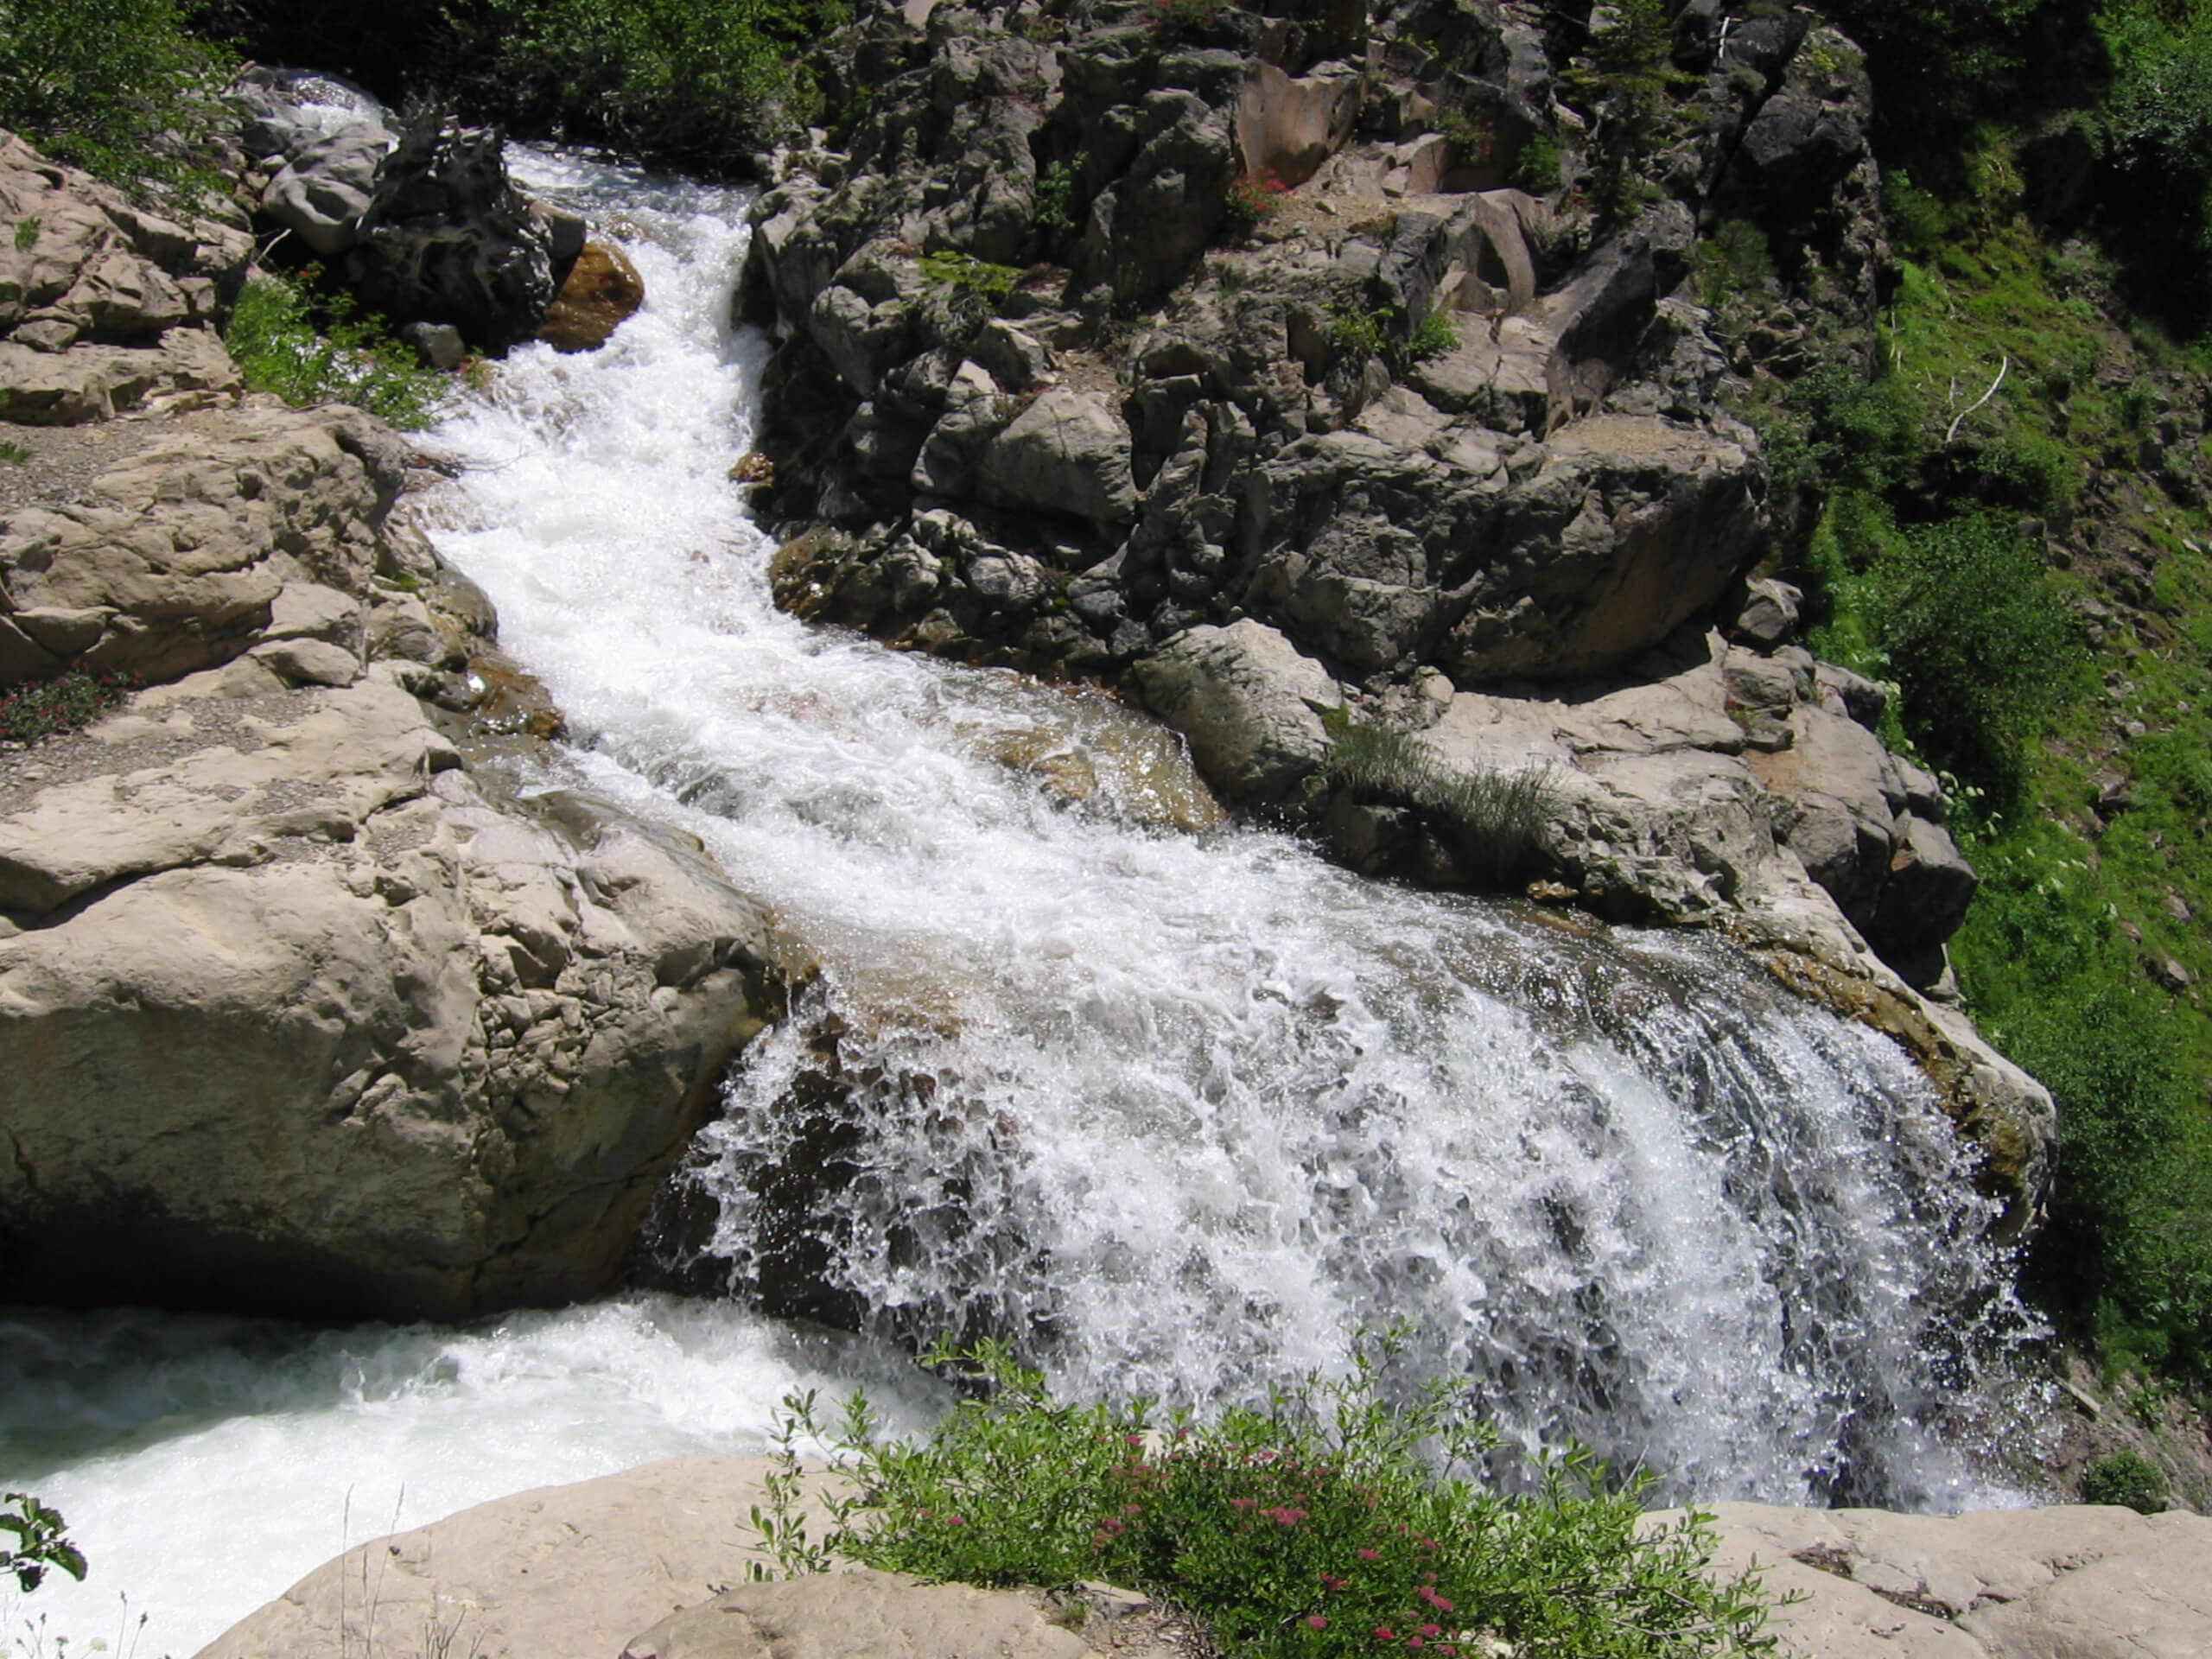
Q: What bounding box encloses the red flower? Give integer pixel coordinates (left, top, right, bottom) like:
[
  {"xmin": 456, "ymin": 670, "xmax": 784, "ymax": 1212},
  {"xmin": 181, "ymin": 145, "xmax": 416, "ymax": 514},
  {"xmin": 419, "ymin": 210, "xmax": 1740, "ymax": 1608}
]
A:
[
  {"xmin": 1357, "ymin": 1548, "xmax": 1382, "ymax": 1560},
  {"xmin": 1372, "ymin": 1628, "xmax": 1396, "ymax": 1643},
  {"xmin": 1306, "ymin": 1615, "xmax": 1328, "ymax": 1630}
]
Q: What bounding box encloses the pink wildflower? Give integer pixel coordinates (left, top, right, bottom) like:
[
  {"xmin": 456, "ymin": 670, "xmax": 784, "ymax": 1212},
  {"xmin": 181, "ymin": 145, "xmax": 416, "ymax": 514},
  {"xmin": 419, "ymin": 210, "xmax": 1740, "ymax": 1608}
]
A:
[
  {"xmin": 1306, "ymin": 1615, "xmax": 1328, "ymax": 1630},
  {"xmin": 1372, "ymin": 1628, "xmax": 1396, "ymax": 1643},
  {"xmin": 1357, "ymin": 1548, "xmax": 1382, "ymax": 1560}
]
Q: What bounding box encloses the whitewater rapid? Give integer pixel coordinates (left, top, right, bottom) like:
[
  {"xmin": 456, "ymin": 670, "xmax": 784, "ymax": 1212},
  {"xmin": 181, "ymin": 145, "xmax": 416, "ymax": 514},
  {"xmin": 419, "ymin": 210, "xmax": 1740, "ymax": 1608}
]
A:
[{"xmin": 0, "ymin": 145, "xmax": 2042, "ymax": 1658}]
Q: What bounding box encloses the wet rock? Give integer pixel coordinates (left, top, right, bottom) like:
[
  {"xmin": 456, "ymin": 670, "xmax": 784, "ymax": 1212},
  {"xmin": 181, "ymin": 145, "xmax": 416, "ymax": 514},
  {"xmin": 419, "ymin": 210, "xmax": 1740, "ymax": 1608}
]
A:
[{"xmin": 537, "ymin": 242, "xmax": 646, "ymax": 353}]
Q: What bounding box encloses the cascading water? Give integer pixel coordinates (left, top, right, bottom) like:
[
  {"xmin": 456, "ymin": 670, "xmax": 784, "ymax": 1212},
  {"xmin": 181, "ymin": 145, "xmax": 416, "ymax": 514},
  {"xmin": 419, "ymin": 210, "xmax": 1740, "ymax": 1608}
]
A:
[{"xmin": 0, "ymin": 145, "xmax": 2042, "ymax": 1658}]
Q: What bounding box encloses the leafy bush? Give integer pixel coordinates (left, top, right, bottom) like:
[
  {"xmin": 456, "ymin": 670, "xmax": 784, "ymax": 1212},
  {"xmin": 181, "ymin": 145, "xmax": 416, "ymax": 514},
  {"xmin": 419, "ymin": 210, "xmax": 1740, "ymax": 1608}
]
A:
[
  {"xmin": 1408, "ymin": 309, "xmax": 1459, "ymax": 363},
  {"xmin": 1033, "ymin": 161, "xmax": 1077, "ymax": 237},
  {"xmin": 1, "ymin": 1492, "xmax": 86, "ymax": 1593},
  {"xmin": 2081, "ymin": 1449, "xmax": 2169, "ymax": 1513},
  {"xmin": 0, "ymin": 670, "xmax": 132, "ymax": 746},
  {"xmin": 221, "ymin": 274, "xmax": 454, "ymax": 430},
  {"xmin": 472, "ymin": 0, "xmax": 842, "ymax": 166},
  {"xmin": 1873, "ymin": 512, "xmax": 2084, "ymax": 798},
  {"xmin": 0, "ymin": 0, "xmax": 233, "ymax": 195},
  {"xmin": 754, "ymin": 1338, "xmax": 1777, "ymax": 1659}
]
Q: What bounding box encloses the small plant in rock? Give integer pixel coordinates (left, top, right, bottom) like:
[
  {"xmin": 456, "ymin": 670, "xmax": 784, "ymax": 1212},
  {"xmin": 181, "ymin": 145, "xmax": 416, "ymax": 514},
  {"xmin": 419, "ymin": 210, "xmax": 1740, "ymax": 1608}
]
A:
[
  {"xmin": 1325, "ymin": 302, "xmax": 1388, "ymax": 362},
  {"xmin": 12, "ymin": 218, "xmax": 40, "ymax": 253},
  {"xmin": 2081, "ymin": 1450, "xmax": 2168, "ymax": 1514},
  {"xmin": 1033, "ymin": 161, "xmax": 1077, "ymax": 237},
  {"xmin": 918, "ymin": 249, "xmax": 1023, "ymax": 303},
  {"xmin": 1433, "ymin": 105, "xmax": 1496, "ymax": 168},
  {"xmin": 1324, "ymin": 715, "xmax": 1559, "ymax": 882},
  {"xmin": 1224, "ymin": 170, "xmax": 1290, "ymax": 236},
  {"xmin": 0, "ymin": 670, "xmax": 132, "ymax": 747},
  {"xmin": 1148, "ymin": 0, "xmax": 1230, "ymax": 40},
  {"xmin": 1408, "ymin": 309, "xmax": 1459, "ymax": 363},
  {"xmin": 749, "ymin": 1333, "xmax": 1778, "ymax": 1659},
  {"xmin": 0, "ymin": 440, "xmax": 30, "ymax": 465},
  {"xmin": 2, "ymin": 1492, "xmax": 86, "ymax": 1594}
]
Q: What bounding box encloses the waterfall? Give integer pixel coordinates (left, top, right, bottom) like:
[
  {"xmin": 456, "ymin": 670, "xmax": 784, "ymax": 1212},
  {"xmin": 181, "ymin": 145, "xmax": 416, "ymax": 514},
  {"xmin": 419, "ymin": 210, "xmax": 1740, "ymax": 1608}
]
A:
[{"xmin": 0, "ymin": 145, "xmax": 2042, "ymax": 1659}]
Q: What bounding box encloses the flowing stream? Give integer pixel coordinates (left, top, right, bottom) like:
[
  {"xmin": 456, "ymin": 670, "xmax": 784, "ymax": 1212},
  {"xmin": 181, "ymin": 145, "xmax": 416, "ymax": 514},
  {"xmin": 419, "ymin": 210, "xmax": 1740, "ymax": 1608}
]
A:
[{"xmin": 1, "ymin": 148, "xmax": 2043, "ymax": 1658}]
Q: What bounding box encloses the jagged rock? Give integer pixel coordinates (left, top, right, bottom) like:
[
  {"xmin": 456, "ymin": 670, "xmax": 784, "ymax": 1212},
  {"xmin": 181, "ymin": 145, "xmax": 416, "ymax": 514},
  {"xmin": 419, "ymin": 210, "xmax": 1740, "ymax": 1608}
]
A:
[
  {"xmin": 232, "ymin": 67, "xmax": 390, "ymax": 166},
  {"xmin": 261, "ymin": 123, "xmax": 393, "ymax": 257},
  {"xmin": 1131, "ymin": 619, "xmax": 1338, "ymax": 804},
  {"xmin": 344, "ymin": 111, "xmax": 558, "ymax": 355},
  {"xmin": 537, "ymin": 242, "xmax": 646, "ymax": 353},
  {"xmin": 0, "ymin": 127, "xmax": 250, "ymax": 423},
  {"xmin": 1732, "ymin": 576, "xmax": 1803, "ymax": 648}
]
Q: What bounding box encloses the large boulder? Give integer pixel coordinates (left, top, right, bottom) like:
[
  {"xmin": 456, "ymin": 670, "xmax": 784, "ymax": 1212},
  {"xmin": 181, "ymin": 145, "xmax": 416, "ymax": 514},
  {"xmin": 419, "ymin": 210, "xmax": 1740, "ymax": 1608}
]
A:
[
  {"xmin": 537, "ymin": 241, "xmax": 647, "ymax": 353},
  {"xmin": 0, "ymin": 404, "xmax": 421, "ymax": 687},
  {"xmin": 344, "ymin": 111, "xmax": 558, "ymax": 355},
  {"xmin": 0, "ymin": 666, "xmax": 775, "ymax": 1319},
  {"xmin": 1130, "ymin": 619, "xmax": 1338, "ymax": 804}
]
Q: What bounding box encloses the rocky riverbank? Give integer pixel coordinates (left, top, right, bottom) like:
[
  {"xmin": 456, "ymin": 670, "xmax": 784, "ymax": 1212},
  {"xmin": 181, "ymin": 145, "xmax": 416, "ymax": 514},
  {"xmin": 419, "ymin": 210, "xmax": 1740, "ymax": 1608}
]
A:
[
  {"xmin": 734, "ymin": 0, "xmax": 2051, "ymax": 1217},
  {"xmin": 0, "ymin": 125, "xmax": 779, "ymax": 1319}
]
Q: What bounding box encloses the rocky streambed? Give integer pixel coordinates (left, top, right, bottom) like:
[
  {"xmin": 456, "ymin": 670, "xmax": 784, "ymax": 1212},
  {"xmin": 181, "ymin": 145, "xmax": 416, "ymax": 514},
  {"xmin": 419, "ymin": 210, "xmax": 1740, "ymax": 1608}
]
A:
[{"xmin": 0, "ymin": 2, "xmax": 2172, "ymax": 1649}]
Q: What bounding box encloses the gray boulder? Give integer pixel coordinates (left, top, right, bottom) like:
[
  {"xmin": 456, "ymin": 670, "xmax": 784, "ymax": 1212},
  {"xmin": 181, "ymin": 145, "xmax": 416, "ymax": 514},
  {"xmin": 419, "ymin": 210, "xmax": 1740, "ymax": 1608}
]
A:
[
  {"xmin": 1131, "ymin": 619, "xmax": 1339, "ymax": 804},
  {"xmin": 977, "ymin": 387, "xmax": 1139, "ymax": 531},
  {"xmin": 262, "ymin": 123, "xmax": 394, "ymax": 257}
]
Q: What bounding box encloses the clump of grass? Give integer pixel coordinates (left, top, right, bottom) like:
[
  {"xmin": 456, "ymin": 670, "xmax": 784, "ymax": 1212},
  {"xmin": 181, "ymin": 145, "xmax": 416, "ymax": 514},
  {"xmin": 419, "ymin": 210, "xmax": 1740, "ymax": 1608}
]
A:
[
  {"xmin": 221, "ymin": 274, "xmax": 454, "ymax": 431},
  {"xmin": 749, "ymin": 1335, "xmax": 1777, "ymax": 1659},
  {"xmin": 0, "ymin": 670, "xmax": 132, "ymax": 747},
  {"xmin": 0, "ymin": 440, "xmax": 31, "ymax": 465},
  {"xmin": 1324, "ymin": 717, "xmax": 1557, "ymax": 881}
]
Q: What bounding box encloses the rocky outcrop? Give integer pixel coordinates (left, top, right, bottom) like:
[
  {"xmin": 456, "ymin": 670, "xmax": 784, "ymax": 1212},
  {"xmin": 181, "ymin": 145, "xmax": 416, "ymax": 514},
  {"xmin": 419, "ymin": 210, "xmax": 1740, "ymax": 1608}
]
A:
[
  {"xmin": 343, "ymin": 111, "xmax": 562, "ymax": 356},
  {"xmin": 0, "ymin": 130, "xmax": 251, "ymax": 423},
  {"xmin": 729, "ymin": 2, "xmax": 2046, "ymax": 1190},
  {"xmin": 200, "ymin": 1459, "xmax": 2212, "ymax": 1659},
  {"xmin": 1, "ymin": 138, "xmax": 779, "ymax": 1315}
]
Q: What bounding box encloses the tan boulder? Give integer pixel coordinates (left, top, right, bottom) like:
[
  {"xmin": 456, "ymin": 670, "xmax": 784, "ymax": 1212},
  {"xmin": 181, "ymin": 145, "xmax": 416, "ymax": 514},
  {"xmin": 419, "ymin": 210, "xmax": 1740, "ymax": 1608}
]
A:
[
  {"xmin": 0, "ymin": 667, "xmax": 777, "ymax": 1319},
  {"xmin": 538, "ymin": 241, "xmax": 647, "ymax": 353}
]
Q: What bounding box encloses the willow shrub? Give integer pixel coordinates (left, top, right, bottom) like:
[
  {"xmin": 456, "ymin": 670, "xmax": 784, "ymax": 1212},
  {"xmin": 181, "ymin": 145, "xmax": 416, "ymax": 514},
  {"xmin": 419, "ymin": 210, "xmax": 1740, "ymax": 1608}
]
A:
[
  {"xmin": 474, "ymin": 0, "xmax": 842, "ymax": 168},
  {"xmin": 751, "ymin": 1338, "xmax": 1779, "ymax": 1659},
  {"xmin": 0, "ymin": 0, "xmax": 233, "ymax": 194}
]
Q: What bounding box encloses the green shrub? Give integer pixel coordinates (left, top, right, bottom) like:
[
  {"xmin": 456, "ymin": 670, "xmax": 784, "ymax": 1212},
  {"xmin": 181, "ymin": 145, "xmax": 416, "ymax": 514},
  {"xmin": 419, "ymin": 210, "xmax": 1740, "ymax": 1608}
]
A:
[
  {"xmin": 1033, "ymin": 161, "xmax": 1077, "ymax": 238},
  {"xmin": 918, "ymin": 249, "xmax": 1022, "ymax": 303},
  {"xmin": 1870, "ymin": 512, "xmax": 2084, "ymax": 800},
  {"xmin": 0, "ymin": 670, "xmax": 132, "ymax": 746},
  {"xmin": 1, "ymin": 1492, "xmax": 86, "ymax": 1593},
  {"xmin": 1510, "ymin": 133, "xmax": 1562, "ymax": 196},
  {"xmin": 0, "ymin": 0, "xmax": 233, "ymax": 196},
  {"xmin": 0, "ymin": 440, "xmax": 30, "ymax": 465},
  {"xmin": 221, "ymin": 274, "xmax": 454, "ymax": 430},
  {"xmin": 1408, "ymin": 308, "xmax": 1459, "ymax": 362},
  {"xmin": 2081, "ymin": 1450, "xmax": 2169, "ymax": 1513},
  {"xmin": 1224, "ymin": 170, "xmax": 1290, "ymax": 235},
  {"xmin": 753, "ymin": 1337, "xmax": 1777, "ymax": 1659},
  {"xmin": 474, "ymin": 0, "xmax": 842, "ymax": 165}
]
